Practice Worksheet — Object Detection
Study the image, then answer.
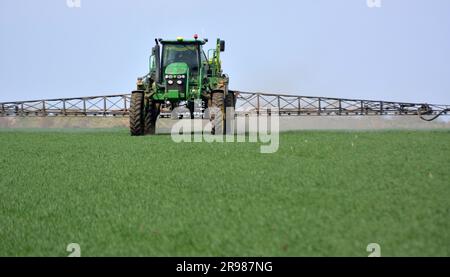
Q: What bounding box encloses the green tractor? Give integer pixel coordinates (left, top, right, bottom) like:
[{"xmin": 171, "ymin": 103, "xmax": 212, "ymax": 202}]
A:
[{"xmin": 129, "ymin": 35, "xmax": 235, "ymax": 136}]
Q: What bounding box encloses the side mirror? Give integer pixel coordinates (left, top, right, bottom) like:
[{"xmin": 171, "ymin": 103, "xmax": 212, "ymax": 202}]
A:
[
  {"xmin": 220, "ymin": 40, "xmax": 225, "ymax": 52},
  {"xmin": 153, "ymin": 42, "xmax": 161, "ymax": 83}
]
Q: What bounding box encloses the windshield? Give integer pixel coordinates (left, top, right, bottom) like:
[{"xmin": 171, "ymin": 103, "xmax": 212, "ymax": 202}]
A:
[{"xmin": 162, "ymin": 44, "xmax": 200, "ymax": 75}]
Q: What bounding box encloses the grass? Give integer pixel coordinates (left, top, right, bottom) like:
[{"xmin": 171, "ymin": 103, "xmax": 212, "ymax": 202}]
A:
[{"xmin": 0, "ymin": 129, "xmax": 449, "ymax": 256}]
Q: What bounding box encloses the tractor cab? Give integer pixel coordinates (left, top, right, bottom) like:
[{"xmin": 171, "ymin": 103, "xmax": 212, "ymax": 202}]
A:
[
  {"xmin": 162, "ymin": 42, "xmax": 201, "ymax": 77},
  {"xmin": 150, "ymin": 37, "xmax": 209, "ymax": 101}
]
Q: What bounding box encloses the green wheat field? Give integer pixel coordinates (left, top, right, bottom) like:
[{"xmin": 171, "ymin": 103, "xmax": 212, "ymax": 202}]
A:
[{"xmin": 0, "ymin": 129, "xmax": 449, "ymax": 256}]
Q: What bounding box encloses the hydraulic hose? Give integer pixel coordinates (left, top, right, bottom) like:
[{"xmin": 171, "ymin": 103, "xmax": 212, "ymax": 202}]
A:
[{"xmin": 419, "ymin": 108, "xmax": 450, "ymax": 122}]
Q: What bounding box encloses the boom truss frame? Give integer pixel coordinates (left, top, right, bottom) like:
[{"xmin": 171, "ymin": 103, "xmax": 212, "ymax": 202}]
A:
[{"xmin": 1, "ymin": 91, "xmax": 448, "ymax": 118}]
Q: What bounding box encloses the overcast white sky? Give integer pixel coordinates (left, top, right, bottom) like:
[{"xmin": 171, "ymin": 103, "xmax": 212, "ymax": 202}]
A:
[{"xmin": 1, "ymin": 0, "xmax": 449, "ymax": 104}]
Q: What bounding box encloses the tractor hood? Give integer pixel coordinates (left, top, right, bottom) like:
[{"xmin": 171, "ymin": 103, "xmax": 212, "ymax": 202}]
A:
[{"xmin": 164, "ymin": 62, "xmax": 189, "ymax": 76}]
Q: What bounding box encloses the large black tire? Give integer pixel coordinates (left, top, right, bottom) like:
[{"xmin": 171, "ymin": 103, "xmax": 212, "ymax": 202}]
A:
[
  {"xmin": 225, "ymin": 92, "xmax": 235, "ymax": 135},
  {"xmin": 225, "ymin": 92, "xmax": 235, "ymax": 109},
  {"xmin": 210, "ymin": 92, "xmax": 224, "ymax": 135},
  {"xmin": 144, "ymin": 100, "xmax": 159, "ymax": 135},
  {"xmin": 187, "ymin": 101, "xmax": 195, "ymax": 119},
  {"xmin": 129, "ymin": 91, "xmax": 145, "ymax": 136}
]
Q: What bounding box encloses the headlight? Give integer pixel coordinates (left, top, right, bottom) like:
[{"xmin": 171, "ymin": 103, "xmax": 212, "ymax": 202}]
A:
[
  {"xmin": 181, "ymin": 75, "xmax": 186, "ymax": 79},
  {"xmin": 165, "ymin": 75, "xmax": 169, "ymax": 79},
  {"xmin": 177, "ymin": 80, "xmax": 182, "ymax": 85},
  {"xmin": 168, "ymin": 75, "xmax": 173, "ymax": 79},
  {"xmin": 168, "ymin": 80, "xmax": 174, "ymax": 85},
  {"xmin": 177, "ymin": 75, "xmax": 182, "ymax": 79}
]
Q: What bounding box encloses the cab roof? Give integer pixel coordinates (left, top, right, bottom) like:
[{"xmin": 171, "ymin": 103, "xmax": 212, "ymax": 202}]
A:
[{"xmin": 159, "ymin": 38, "xmax": 207, "ymax": 45}]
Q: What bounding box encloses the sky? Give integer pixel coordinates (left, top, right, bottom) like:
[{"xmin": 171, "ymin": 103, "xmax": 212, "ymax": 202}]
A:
[{"xmin": 0, "ymin": 0, "xmax": 449, "ymax": 104}]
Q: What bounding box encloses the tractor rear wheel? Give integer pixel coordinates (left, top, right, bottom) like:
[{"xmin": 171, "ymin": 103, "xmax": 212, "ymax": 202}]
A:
[
  {"xmin": 225, "ymin": 92, "xmax": 235, "ymax": 109},
  {"xmin": 210, "ymin": 92, "xmax": 224, "ymax": 135},
  {"xmin": 144, "ymin": 100, "xmax": 159, "ymax": 135},
  {"xmin": 225, "ymin": 92, "xmax": 235, "ymax": 135},
  {"xmin": 129, "ymin": 91, "xmax": 145, "ymax": 136},
  {"xmin": 187, "ymin": 101, "xmax": 195, "ymax": 119}
]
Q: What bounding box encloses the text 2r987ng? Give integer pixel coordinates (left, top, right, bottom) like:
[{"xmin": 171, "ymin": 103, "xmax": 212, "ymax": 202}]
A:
[{"xmin": 220, "ymin": 262, "xmax": 272, "ymax": 272}]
